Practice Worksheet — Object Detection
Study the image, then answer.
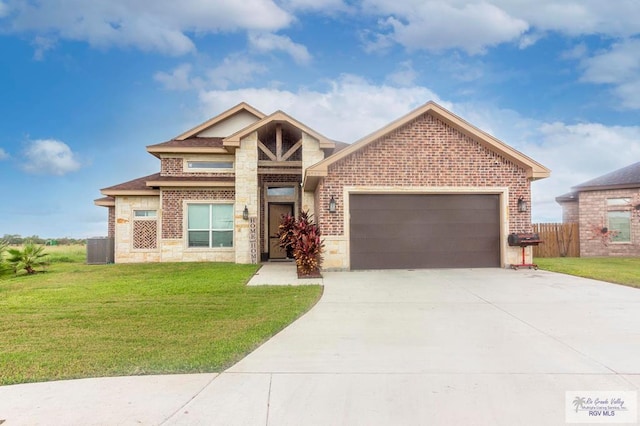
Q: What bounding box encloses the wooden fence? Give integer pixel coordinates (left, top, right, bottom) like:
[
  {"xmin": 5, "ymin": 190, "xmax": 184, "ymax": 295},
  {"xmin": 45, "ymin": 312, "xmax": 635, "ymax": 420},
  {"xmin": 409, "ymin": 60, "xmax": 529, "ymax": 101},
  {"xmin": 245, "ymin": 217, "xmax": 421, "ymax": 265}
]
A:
[{"xmin": 532, "ymin": 223, "xmax": 580, "ymax": 258}]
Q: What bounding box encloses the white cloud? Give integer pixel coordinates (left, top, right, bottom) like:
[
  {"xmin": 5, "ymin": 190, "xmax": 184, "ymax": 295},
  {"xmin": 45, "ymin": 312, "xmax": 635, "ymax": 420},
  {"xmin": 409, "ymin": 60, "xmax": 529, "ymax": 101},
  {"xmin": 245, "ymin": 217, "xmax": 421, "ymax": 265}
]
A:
[
  {"xmin": 2, "ymin": 0, "xmax": 292, "ymax": 55},
  {"xmin": 31, "ymin": 36, "xmax": 57, "ymax": 61},
  {"xmin": 198, "ymin": 74, "xmax": 442, "ymax": 142},
  {"xmin": 386, "ymin": 61, "xmax": 417, "ymax": 86},
  {"xmin": 280, "ymin": 0, "xmax": 349, "ymax": 12},
  {"xmin": 207, "ymin": 55, "xmax": 268, "ymax": 89},
  {"xmin": 362, "ymin": 1, "xmax": 528, "ymax": 54},
  {"xmin": 0, "ymin": 1, "xmax": 8, "ymax": 18},
  {"xmin": 360, "ymin": 1, "xmax": 640, "ymax": 54},
  {"xmin": 579, "ymin": 38, "xmax": 640, "ymax": 109},
  {"xmin": 0, "ymin": 148, "xmax": 8, "ymax": 160},
  {"xmin": 154, "ymin": 63, "xmax": 204, "ymax": 91},
  {"xmin": 248, "ymin": 33, "xmax": 312, "ymax": 65},
  {"xmin": 154, "ymin": 56, "xmax": 268, "ymax": 91},
  {"xmin": 22, "ymin": 139, "xmax": 82, "ymax": 176}
]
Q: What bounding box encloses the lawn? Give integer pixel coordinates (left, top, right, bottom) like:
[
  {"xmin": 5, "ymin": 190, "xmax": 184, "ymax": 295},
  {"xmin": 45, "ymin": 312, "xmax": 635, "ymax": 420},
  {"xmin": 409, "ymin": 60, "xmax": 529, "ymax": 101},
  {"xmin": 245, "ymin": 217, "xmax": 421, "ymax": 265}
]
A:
[
  {"xmin": 536, "ymin": 257, "xmax": 640, "ymax": 289},
  {"xmin": 0, "ymin": 246, "xmax": 322, "ymax": 385}
]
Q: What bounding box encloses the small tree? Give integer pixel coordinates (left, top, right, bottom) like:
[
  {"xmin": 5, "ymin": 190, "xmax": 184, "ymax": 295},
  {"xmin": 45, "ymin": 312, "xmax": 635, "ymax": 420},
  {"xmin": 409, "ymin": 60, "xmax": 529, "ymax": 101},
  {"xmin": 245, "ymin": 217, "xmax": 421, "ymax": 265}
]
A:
[{"xmin": 7, "ymin": 241, "xmax": 49, "ymax": 275}]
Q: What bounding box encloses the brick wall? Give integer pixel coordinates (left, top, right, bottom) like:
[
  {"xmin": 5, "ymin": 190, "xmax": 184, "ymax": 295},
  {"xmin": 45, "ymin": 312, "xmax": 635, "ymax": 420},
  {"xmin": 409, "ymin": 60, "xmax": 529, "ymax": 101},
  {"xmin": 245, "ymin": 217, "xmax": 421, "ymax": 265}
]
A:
[
  {"xmin": 161, "ymin": 189, "xmax": 235, "ymax": 239},
  {"xmin": 160, "ymin": 157, "xmax": 234, "ymax": 177},
  {"xmin": 108, "ymin": 206, "xmax": 115, "ymax": 238},
  {"xmin": 317, "ymin": 112, "xmax": 531, "ymax": 236},
  {"xmin": 559, "ymin": 200, "xmax": 579, "ymax": 223},
  {"xmin": 578, "ymin": 189, "xmax": 640, "ymax": 257}
]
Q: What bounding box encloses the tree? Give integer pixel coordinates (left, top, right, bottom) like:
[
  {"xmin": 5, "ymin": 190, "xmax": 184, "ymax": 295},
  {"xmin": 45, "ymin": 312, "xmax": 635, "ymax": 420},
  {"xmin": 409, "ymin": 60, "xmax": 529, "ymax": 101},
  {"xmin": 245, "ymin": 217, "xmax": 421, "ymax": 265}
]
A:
[{"xmin": 6, "ymin": 241, "xmax": 49, "ymax": 275}]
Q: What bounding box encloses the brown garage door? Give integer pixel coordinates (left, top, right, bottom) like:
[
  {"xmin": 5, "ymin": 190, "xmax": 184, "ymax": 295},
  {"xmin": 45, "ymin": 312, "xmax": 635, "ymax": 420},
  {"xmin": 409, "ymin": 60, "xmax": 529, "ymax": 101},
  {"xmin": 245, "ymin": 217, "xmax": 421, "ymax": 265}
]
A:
[{"xmin": 350, "ymin": 194, "xmax": 500, "ymax": 270}]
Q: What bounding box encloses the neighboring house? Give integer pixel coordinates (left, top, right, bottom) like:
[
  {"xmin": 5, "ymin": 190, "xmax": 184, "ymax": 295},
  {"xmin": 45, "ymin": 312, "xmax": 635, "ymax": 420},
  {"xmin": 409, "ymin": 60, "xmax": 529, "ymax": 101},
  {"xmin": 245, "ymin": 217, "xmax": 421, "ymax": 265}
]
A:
[
  {"xmin": 95, "ymin": 101, "xmax": 550, "ymax": 270},
  {"xmin": 556, "ymin": 161, "xmax": 640, "ymax": 257}
]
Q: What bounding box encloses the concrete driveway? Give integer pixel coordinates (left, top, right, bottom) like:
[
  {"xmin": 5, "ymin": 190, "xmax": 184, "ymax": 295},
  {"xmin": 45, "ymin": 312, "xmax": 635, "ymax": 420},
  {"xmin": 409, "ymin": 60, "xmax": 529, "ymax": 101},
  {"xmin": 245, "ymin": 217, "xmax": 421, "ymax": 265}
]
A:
[{"xmin": 1, "ymin": 268, "xmax": 639, "ymax": 425}]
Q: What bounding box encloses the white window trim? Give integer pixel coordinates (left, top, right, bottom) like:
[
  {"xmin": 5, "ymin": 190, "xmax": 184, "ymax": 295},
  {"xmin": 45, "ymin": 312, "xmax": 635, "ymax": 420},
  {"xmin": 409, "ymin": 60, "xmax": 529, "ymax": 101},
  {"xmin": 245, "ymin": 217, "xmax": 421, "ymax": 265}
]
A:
[
  {"xmin": 183, "ymin": 156, "xmax": 235, "ymax": 173},
  {"xmin": 184, "ymin": 201, "xmax": 235, "ymax": 250}
]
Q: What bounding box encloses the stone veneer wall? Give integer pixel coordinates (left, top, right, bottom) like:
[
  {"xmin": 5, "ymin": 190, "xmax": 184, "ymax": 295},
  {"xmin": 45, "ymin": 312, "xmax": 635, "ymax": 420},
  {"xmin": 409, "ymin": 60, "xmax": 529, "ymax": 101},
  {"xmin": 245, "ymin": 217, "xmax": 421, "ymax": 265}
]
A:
[
  {"xmin": 234, "ymin": 132, "xmax": 258, "ymax": 263},
  {"xmin": 114, "ymin": 196, "xmax": 160, "ymax": 263},
  {"xmin": 315, "ymin": 112, "xmax": 532, "ymax": 269},
  {"xmin": 578, "ymin": 189, "xmax": 640, "ymax": 257}
]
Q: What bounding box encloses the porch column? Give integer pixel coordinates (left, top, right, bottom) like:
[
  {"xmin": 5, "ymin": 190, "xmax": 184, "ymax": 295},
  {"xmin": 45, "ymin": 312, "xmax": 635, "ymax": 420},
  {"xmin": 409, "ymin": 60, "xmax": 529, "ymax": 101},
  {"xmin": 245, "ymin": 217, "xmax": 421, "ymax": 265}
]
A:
[
  {"xmin": 301, "ymin": 132, "xmax": 325, "ymax": 215},
  {"xmin": 235, "ymin": 131, "xmax": 259, "ymax": 264}
]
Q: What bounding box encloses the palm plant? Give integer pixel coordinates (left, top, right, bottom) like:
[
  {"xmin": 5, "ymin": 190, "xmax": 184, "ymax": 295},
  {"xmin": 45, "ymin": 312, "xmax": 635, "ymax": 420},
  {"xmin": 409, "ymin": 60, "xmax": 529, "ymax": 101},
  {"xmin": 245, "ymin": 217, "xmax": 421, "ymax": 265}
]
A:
[
  {"xmin": 7, "ymin": 241, "xmax": 49, "ymax": 274},
  {"xmin": 0, "ymin": 239, "xmax": 9, "ymax": 276}
]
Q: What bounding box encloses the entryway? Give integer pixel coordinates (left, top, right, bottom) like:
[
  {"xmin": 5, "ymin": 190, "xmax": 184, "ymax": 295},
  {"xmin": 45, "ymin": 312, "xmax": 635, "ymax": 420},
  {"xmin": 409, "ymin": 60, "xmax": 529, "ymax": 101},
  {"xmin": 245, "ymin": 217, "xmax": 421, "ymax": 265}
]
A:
[{"xmin": 268, "ymin": 203, "xmax": 294, "ymax": 260}]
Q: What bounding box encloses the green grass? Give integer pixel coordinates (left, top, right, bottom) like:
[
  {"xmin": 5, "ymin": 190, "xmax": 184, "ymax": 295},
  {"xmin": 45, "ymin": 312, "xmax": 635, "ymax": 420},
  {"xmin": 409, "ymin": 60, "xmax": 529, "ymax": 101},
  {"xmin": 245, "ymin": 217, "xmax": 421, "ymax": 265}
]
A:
[
  {"xmin": 536, "ymin": 257, "xmax": 640, "ymax": 289},
  {"xmin": 0, "ymin": 247, "xmax": 322, "ymax": 385}
]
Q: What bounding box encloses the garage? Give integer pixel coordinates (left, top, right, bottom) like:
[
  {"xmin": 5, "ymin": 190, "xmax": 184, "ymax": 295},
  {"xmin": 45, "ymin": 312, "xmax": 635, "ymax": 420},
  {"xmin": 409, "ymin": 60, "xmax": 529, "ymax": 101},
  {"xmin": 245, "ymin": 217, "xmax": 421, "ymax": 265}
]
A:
[{"xmin": 349, "ymin": 193, "xmax": 501, "ymax": 270}]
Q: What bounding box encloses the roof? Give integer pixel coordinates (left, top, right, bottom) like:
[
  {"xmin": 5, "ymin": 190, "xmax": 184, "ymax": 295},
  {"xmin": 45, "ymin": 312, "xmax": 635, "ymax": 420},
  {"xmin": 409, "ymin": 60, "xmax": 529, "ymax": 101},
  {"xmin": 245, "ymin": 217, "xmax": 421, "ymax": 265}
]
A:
[
  {"xmin": 101, "ymin": 173, "xmax": 161, "ymax": 195},
  {"xmin": 94, "ymin": 196, "xmax": 115, "ymax": 207},
  {"xmin": 175, "ymin": 102, "xmax": 266, "ymax": 140},
  {"xmin": 147, "ymin": 137, "xmax": 228, "ymax": 157},
  {"xmin": 303, "ymin": 101, "xmax": 551, "ymax": 190},
  {"xmin": 573, "ymin": 161, "xmax": 640, "ymax": 191},
  {"xmin": 555, "ymin": 191, "xmax": 578, "ymax": 203}
]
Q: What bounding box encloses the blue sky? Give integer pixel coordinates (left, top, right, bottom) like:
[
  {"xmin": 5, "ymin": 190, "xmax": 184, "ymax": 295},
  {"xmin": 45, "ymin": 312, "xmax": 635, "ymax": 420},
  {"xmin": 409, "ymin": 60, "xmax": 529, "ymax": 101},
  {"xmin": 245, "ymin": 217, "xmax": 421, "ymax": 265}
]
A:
[{"xmin": 1, "ymin": 0, "xmax": 640, "ymax": 238}]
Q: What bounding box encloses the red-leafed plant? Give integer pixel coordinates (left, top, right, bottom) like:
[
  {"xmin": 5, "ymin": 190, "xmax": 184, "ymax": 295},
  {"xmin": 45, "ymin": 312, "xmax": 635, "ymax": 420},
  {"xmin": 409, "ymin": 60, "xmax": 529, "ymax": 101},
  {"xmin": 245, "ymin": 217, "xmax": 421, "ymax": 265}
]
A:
[{"xmin": 278, "ymin": 211, "xmax": 324, "ymax": 277}]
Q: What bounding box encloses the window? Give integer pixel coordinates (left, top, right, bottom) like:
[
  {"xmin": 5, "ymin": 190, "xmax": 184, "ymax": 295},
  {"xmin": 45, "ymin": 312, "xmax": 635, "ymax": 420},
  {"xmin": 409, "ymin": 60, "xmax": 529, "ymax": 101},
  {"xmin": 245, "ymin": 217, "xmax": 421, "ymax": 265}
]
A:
[
  {"xmin": 267, "ymin": 186, "xmax": 295, "ymax": 196},
  {"xmin": 608, "ymin": 211, "xmax": 631, "ymax": 243},
  {"xmin": 187, "ymin": 204, "xmax": 233, "ymax": 248},
  {"xmin": 187, "ymin": 161, "xmax": 233, "ymax": 170},
  {"xmin": 607, "ymin": 198, "xmax": 630, "ymax": 206},
  {"xmin": 134, "ymin": 210, "xmax": 157, "ymax": 218}
]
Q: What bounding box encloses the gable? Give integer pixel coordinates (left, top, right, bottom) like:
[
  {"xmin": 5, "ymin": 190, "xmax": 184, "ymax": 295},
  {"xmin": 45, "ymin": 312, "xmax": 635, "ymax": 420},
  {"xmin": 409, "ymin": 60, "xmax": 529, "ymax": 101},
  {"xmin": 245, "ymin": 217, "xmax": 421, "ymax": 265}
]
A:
[
  {"xmin": 304, "ymin": 101, "xmax": 550, "ymax": 190},
  {"xmin": 196, "ymin": 110, "xmax": 262, "ymax": 138},
  {"xmin": 175, "ymin": 102, "xmax": 266, "ymax": 141}
]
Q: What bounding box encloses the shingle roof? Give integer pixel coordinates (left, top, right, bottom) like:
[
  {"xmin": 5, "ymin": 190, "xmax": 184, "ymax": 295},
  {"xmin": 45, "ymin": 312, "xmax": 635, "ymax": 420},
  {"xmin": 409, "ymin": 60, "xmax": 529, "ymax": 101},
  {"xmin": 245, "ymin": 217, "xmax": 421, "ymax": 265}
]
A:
[
  {"xmin": 573, "ymin": 161, "xmax": 640, "ymax": 191},
  {"xmin": 101, "ymin": 173, "xmax": 161, "ymax": 191},
  {"xmin": 147, "ymin": 137, "xmax": 225, "ymax": 149},
  {"xmin": 555, "ymin": 191, "xmax": 578, "ymax": 203}
]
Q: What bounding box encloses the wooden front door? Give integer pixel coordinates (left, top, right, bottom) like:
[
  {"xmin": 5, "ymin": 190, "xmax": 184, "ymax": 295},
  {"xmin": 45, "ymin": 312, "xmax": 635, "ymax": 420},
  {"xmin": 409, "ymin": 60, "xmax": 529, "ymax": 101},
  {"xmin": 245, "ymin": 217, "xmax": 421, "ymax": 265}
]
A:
[{"xmin": 269, "ymin": 203, "xmax": 294, "ymax": 259}]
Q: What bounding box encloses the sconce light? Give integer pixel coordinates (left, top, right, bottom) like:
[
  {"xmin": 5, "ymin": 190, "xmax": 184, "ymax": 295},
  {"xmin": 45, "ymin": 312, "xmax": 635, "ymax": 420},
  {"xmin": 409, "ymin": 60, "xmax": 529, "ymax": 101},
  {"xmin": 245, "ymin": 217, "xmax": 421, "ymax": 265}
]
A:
[
  {"xmin": 517, "ymin": 196, "xmax": 528, "ymax": 213},
  {"xmin": 243, "ymin": 205, "xmax": 249, "ymax": 220},
  {"xmin": 328, "ymin": 195, "xmax": 337, "ymax": 213}
]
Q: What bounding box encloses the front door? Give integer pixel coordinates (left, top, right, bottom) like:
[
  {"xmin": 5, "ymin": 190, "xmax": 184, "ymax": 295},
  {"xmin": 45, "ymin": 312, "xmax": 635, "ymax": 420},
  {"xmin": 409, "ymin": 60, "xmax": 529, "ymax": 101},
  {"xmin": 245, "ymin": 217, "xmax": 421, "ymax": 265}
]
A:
[{"xmin": 269, "ymin": 203, "xmax": 294, "ymax": 259}]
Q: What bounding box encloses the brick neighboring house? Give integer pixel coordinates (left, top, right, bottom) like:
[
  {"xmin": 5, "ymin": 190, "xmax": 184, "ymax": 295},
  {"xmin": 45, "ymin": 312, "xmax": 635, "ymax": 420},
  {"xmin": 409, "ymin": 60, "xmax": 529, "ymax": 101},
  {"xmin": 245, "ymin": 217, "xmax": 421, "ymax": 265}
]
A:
[
  {"xmin": 556, "ymin": 161, "xmax": 640, "ymax": 257},
  {"xmin": 95, "ymin": 101, "xmax": 550, "ymax": 269}
]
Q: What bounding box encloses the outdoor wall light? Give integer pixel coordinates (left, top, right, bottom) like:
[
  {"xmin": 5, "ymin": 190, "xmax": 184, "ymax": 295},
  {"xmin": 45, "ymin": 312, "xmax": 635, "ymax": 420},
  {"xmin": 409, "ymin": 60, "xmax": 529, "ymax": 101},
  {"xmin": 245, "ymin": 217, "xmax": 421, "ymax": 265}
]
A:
[
  {"xmin": 329, "ymin": 195, "xmax": 337, "ymax": 213},
  {"xmin": 517, "ymin": 196, "xmax": 528, "ymax": 213},
  {"xmin": 243, "ymin": 205, "xmax": 249, "ymax": 220}
]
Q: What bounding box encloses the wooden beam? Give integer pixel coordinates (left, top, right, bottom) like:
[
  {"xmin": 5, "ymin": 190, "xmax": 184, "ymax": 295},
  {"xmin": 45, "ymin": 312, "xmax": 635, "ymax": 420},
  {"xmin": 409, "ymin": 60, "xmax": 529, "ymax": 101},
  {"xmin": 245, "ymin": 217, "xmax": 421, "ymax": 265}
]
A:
[
  {"xmin": 281, "ymin": 139, "xmax": 302, "ymax": 161},
  {"xmin": 257, "ymin": 139, "xmax": 277, "ymax": 161},
  {"xmin": 276, "ymin": 124, "xmax": 283, "ymax": 161},
  {"xmin": 258, "ymin": 161, "xmax": 302, "ymax": 167},
  {"xmin": 258, "ymin": 167, "xmax": 303, "ymax": 175}
]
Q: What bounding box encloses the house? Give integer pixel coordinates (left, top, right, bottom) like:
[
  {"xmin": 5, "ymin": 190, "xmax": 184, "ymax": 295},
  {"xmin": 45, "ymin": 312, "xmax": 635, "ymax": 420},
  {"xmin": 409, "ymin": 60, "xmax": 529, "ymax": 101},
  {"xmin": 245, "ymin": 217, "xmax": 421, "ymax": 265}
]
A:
[
  {"xmin": 556, "ymin": 161, "xmax": 640, "ymax": 257},
  {"xmin": 95, "ymin": 101, "xmax": 550, "ymax": 270}
]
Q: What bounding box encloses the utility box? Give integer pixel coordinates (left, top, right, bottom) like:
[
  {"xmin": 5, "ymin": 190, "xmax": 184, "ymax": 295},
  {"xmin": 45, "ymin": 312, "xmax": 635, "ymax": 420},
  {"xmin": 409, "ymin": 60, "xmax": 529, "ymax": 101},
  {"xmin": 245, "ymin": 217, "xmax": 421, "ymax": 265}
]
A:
[{"xmin": 87, "ymin": 237, "xmax": 114, "ymax": 264}]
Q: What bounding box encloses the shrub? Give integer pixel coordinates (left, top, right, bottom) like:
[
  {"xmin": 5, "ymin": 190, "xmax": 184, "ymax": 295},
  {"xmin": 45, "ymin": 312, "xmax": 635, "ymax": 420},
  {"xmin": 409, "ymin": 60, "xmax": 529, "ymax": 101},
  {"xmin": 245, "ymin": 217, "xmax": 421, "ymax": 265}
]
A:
[
  {"xmin": 0, "ymin": 240, "xmax": 9, "ymax": 276},
  {"xmin": 278, "ymin": 211, "xmax": 324, "ymax": 276},
  {"xmin": 6, "ymin": 241, "xmax": 49, "ymax": 275}
]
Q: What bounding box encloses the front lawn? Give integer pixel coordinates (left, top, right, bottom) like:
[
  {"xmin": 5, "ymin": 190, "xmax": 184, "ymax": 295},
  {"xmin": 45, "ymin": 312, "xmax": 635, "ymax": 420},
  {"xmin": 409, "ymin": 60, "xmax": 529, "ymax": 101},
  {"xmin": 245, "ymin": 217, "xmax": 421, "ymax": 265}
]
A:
[
  {"xmin": 0, "ymin": 257, "xmax": 322, "ymax": 385},
  {"xmin": 536, "ymin": 257, "xmax": 640, "ymax": 289}
]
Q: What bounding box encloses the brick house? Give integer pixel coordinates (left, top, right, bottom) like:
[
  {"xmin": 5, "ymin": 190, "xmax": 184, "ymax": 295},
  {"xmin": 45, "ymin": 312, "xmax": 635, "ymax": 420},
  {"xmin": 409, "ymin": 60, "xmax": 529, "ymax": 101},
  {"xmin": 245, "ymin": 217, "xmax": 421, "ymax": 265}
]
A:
[
  {"xmin": 556, "ymin": 161, "xmax": 640, "ymax": 257},
  {"xmin": 95, "ymin": 101, "xmax": 550, "ymax": 269}
]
